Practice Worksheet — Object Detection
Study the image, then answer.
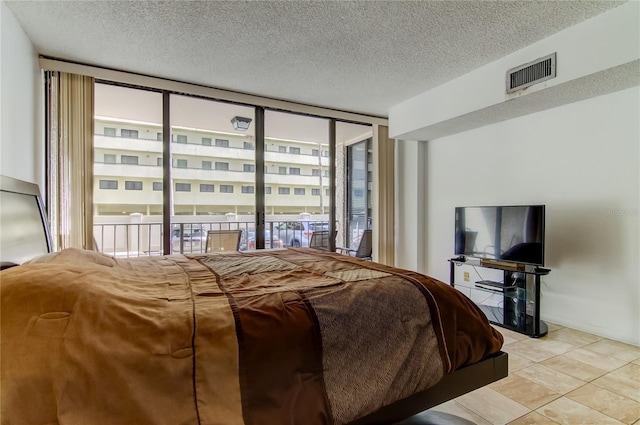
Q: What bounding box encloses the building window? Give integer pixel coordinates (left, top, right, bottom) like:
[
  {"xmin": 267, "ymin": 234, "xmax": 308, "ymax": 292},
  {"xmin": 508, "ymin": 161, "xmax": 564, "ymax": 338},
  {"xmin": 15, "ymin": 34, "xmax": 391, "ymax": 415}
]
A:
[
  {"xmin": 200, "ymin": 184, "xmax": 214, "ymax": 192},
  {"xmin": 125, "ymin": 181, "xmax": 143, "ymax": 191},
  {"xmin": 121, "ymin": 129, "xmax": 138, "ymax": 139},
  {"xmin": 324, "ymin": 170, "xmax": 330, "ymax": 177},
  {"xmin": 322, "ymin": 150, "xmax": 329, "ymax": 157},
  {"xmin": 215, "ymin": 139, "xmax": 229, "ymax": 148},
  {"xmin": 241, "ymin": 186, "xmax": 254, "ymax": 194},
  {"xmin": 278, "ymin": 146, "xmax": 286, "ymax": 153},
  {"xmin": 244, "ymin": 142, "xmax": 254, "ymax": 150},
  {"xmin": 215, "ymin": 162, "xmax": 229, "ymax": 171},
  {"xmin": 104, "ymin": 127, "xmax": 116, "ymax": 137},
  {"xmin": 104, "ymin": 154, "xmax": 116, "ymax": 164},
  {"xmin": 121, "ymin": 155, "xmax": 139, "ymax": 165},
  {"xmin": 157, "ymin": 157, "xmax": 162, "ymax": 166},
  {"xmin": 153, "ymin": 182, "xmax": 162, "ymax": 191},
  {"xmin": 278, "ymin": 166, "xmax": 287, "ymax": 175},
  {"xmin": 99, "ymin": 180, "xmax": 118, "ymax": 190},
  {"xmin": 176, "ymin": 135, "xmax": 188, "ymax": 144},
  {"xmin": 265, "ymin": 187, "xmax": 272, "ymax": 194},
  {"xmin": 243, "ymin": 164, "xmax": 255, "ymax": 172},
  {"xmin": 312, "ymin": 168, "xmax": 320, "ymax": 176},
  {"xmin": 294, "ymin": 188, "xmax": 305, "ymax": 195},
  {"xmin": 156, "ymin": 132, "xmax": 163, "ymax": 141},
  {"xmin": 175, "ymin": 183, "xmax": 191, "ymax": 192},
  {"xmin": 202, "ymin": 137, "xmax": 212, "ymax": 146},
  {"xmin": 176, "ymin": 159, "xmax": 187, "ymax": 168},
  {"xmin": 220, "ymin": 184, "xmax": 234, "ymax": 193},
  {"xmin": 202, "ymin": 161, "xmax": 212, "ymax": 170},
  {"xmin": 312, "ymin": 188, "xmax": 321, "ymax": 196},
  {"xmin": 289, "ymin": 147, "xmax": 300, "ymax": 154},
  {"xmin": 326, "ymin": 189, "xmax": 330, "ymax": 196},
  {"xmin": 312, "ymin": 149, "xmax": 319, "ymax": 156},
  {"xmin": 289, "ymin": 167, "xmax": 300, "ymax": 175},
  {"xmin": 278, "ymin": 187, "xmax": 290, "ymax": 195}
]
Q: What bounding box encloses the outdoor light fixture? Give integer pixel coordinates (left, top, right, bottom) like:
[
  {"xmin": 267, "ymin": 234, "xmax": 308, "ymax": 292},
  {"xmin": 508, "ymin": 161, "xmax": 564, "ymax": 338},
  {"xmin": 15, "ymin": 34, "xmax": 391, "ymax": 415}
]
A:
[{"xmin": 231, "ymin": 116, "xmax": 252, "ymax": 131}]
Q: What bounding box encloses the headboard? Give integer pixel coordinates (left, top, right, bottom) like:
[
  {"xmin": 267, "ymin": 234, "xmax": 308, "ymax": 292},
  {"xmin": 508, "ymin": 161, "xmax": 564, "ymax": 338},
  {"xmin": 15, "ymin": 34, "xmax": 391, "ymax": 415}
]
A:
[{"xmin": 0, "ymin": 175, "xmax": 52, "ymax": 268}]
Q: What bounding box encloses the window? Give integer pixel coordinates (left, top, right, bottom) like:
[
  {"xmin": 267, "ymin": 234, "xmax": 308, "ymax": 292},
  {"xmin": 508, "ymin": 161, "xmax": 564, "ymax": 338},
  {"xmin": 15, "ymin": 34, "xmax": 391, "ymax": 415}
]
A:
[
  {"xmin": 200, "ymin": 184, "xmax": 214, "ymax": 192},
  {"xmin": 312, "ymin": 188, "xmax": 321, "ymax": 196},
  {"xmin": 157, "ymin": 157, "xmax": 162, "ymax": 166},
  {"xmin": 104, "ymin": 127, "xmax": 116, "ymax": 136},
  {"xmin": 121, "ymin": 155, "xmax": 138, "ymax": 165},
  {"xmin": 220, "ymin": 184, "xmax": 233, "ymax": 193},
  {"xmin": 278, "ymin": 146, "xmax": 286, "ymax": 153},
  {"xmin": 243, "ymin": 164, "xmax": 255, "ymax": 172},
  {"xmin": 312, "ymin": 149, "xmax": 319, "ymax": 156},
  {"xmin": 244, "ymin": 142, "xmax": 254, "ymax": 150},
  {"xmin": 121, "ymin": 129, "xmax": 138, "ymax": 139},
  {"xmin": 278, "ymin": 187, "xmax": 290, "ymax": 195},
  {"xmin": 176, "ymin": 135, "xmax": 187, "ymax": 144},
  {"xmin": 175, "ymin": 183, "xmax": 191, "ymax": 192},
  {"xmin": 289, "ymin": 147, "xmax": 300, "ymax": 154},
  {"xmin": 99, "ymin": 180, "xmax": 118, "ymax": 190},
  {"xmin": 312, "ymin": 168, "xmax": 320, "ymax": 176},
  {"xmin": 322, "ymin": 150, "xmax": 329, "ymax": 157},
  {"xmin": 241, "ymin": 186, "xmax": 254, "ymax": 194},
  {"xmin": 153, "ymin": 182, "xmax": 162, "ymax": 191},
  {"xmin": 215, "ymin": 139, "xmax": 229, "ymax": 148},
  {"xmin": 104, "ymin": 154, "xmax": 116, "ymax": 164},
  {"xmin": 324, "ymin": 170, "xmax": 330, "ymax": 177},
  {"xmin": 176, "ymin": 159, "xmax": 187, "ymax": 168},
  {"xmin": 326, "ymin": 189, "xmax": 330, "ymax": 196},
  {"xmin": 278, "ymin": 167, "xmax": 287, "ymax": 175},
  {"xmin": 125, "ymin": 181, "xmax": 143, "ymax": 190},
  {"xmin": 202, "ymin": 137, "xmax": 212, "ymax": 146},
  {"xmin": 289, "ymin": 167, "xmax": 300, "ymax": 175},
  {"xmin": 157, "ymin": 132, "xmax": 163, "ymax": 141},
  {"xmin": 265, "ymin": 187, "xmax": 272, "ymax": 194},
  {"xmin": 215, "ymin": 162, "xmax": 229, "ymax": 171},
  {"xmin": 202, "ymin": 161, "xmax": 212, "ymax": 170},
  {"xmin": 294, "ymin": 188, "xmax": 305, "ymax": 196}
]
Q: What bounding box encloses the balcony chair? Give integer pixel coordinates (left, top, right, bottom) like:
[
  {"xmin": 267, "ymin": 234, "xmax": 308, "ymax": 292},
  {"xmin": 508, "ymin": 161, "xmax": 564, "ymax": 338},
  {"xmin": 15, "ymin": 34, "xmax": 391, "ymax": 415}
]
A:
[
  {"xmin": 337, "ymin": 229, "xmax": 372, "ymax": 260},
  {"xmin": 205, "ymin": 230, "xmax": 242, "ymax": 253},
  {"xmin": 308, "ymin": 230, "xmax": 336, "ymax": 251}
]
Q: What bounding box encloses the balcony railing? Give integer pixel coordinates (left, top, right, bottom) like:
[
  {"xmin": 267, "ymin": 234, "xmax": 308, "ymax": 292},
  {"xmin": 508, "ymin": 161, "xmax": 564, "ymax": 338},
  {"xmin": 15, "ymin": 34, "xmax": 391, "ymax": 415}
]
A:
[{"xmin": 93, "ymin": 220, "xmax": 332, "ymax": 258}]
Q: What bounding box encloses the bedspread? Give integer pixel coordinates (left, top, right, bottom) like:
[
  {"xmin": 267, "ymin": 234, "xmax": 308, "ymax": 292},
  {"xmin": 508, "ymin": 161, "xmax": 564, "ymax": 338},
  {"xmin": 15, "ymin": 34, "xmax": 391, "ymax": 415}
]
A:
[{"xmin": 0, "ymin": 248, "xmax": 502, "ymax": 425}]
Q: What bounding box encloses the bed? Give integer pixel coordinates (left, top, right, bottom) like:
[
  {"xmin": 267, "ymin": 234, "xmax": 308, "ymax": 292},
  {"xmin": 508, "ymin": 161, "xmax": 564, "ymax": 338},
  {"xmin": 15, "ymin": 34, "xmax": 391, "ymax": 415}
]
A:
[{"xmin": 0, "ymin": 175, "xmax": 507, "ymax": 425}]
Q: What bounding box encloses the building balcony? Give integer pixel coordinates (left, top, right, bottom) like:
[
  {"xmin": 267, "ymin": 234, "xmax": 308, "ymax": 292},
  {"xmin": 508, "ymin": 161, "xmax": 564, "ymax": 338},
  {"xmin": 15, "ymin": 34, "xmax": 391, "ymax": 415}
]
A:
[
  {"xmin": 94, "ymin": 134, "xmax": 161, "ymax": 152},
  {"xmin": 94, "ymin": 162, "xmax": 163, "ymax": 179}
]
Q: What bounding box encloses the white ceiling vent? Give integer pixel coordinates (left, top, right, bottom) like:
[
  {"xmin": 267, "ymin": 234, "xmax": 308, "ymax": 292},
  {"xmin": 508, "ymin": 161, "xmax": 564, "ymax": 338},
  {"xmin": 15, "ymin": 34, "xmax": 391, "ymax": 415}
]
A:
[{"xmin": 507, "ymin": 53, "xmax": 556, "ymax": 93}]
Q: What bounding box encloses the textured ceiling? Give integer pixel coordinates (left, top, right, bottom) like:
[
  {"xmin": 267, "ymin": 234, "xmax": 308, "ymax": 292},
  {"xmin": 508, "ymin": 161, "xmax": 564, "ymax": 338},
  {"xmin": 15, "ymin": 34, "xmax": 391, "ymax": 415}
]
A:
[{"xmin": 5, "ymin": 0, "xmax": 624, "ymax": 117}]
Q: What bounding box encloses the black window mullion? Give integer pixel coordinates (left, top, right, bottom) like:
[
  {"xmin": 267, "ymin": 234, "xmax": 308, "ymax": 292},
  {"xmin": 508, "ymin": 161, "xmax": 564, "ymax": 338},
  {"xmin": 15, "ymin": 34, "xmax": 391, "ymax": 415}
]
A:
[
  {"xmin": 162, "ymin": 91, "xmax": 172, "ymax": 255},
  {"xmin": 255, "ymin": 106, "xmax": 265, "ymax": 249}
]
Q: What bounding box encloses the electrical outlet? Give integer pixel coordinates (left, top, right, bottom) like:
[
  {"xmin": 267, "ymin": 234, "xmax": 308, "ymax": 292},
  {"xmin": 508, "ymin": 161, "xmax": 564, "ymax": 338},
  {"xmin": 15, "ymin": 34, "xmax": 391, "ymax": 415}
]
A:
[{"xmin": 463, "ymin": 272, "xmax": 470, "ymax": 281}]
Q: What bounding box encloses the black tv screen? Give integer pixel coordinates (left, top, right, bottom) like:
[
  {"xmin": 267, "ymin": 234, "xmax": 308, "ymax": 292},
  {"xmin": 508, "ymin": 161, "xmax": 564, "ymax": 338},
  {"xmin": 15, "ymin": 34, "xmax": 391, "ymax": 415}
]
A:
[{"xmin": 455, "ymin": 205, "xmax": 545, "ymax": 266}]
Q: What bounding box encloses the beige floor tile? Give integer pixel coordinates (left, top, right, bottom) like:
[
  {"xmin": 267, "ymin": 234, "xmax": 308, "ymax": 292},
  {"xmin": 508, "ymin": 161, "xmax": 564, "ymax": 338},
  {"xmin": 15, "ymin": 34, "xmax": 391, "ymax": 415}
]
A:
[
  {"xmin": 612, "ymin": 363, "xmax": 640, "ymax": 383},
  {"xmin": 541, "ymin": 355, "xmax": 608, "ymax": 381},
  {"xmin": 515, "ymin": 364, "xmax": 586, "ymax": 394},
  {"xmin": 544, "ymin": 328, "xmax": 602, "ymax": 348},
  {"xmin": 632, "ymin": 358, "xmax": 640, "ymax": 366},
  {"xmin": 537, "ymin": 397, "xmax": 626, "ymax": 424},
  {"xmin": 507, "ymin": 351, "xmax": 534, "ymax": 372},
  {"xmin": 593, "ymin": 373, "xmax": 640, "ymax": 402},
  {"xmin": 545, "ymin": 322, "xmax": 564, "ymax": 333},
  {"xmin": 495, "ymin": 325, "xmax": 529, "ymax": 342},
  {"xmin": 508, "ymin": 411, "xmax": 561, "ymax": 425},
  {"xmin": 562, "ymin": 347, "xmax": 628, "ymax": 372},
  {"xmin": 504, "ymin": 339, "xmax": 575, "ymax": 363},
  {"xmin": 456, "ymin": 386, "xmax": 530, "ymax": 425},
  {"xmin": 489, "ymin": 373, "xmax": 562, "ymax": 409},
  {"xmin": 567, "ymin": 383, "xmax": 640, "ymax": 424},
  {"xmin": 583, "ymin": 340, "xmax": 640, "ymax": 363},
  {"xmin": 426, "ymin": 400, "xmax": 493, "ymax": 425},
  {"xmin": 502, "ymin": 333, "xmax": 521, "ymax": 345}
]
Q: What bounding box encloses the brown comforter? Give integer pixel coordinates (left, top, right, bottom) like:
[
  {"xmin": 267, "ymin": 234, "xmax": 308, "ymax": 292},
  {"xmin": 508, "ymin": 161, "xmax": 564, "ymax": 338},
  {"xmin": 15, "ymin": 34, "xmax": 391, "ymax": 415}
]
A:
[{"xmin": 0, "ymin": 248, "xmax": 502, "ymax": 425}]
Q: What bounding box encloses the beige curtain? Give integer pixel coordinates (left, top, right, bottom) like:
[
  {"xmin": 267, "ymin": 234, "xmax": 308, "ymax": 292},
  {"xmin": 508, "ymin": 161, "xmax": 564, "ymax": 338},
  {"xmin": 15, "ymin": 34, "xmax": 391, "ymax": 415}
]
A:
[
  {"xmin": 372, "ymin": 125, "xmax": 395, "ymax": 266},
  {"xmin": 46, "ymin": 71, "xmax": 94, "ymax": 250}
]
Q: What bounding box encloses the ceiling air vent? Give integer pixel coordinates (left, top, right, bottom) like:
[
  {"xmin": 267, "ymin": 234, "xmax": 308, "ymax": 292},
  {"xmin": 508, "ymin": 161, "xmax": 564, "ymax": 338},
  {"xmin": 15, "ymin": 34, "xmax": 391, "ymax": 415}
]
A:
[{"xmin": 506, "ymin": 53, "xmax": 556, "ymax": 93}]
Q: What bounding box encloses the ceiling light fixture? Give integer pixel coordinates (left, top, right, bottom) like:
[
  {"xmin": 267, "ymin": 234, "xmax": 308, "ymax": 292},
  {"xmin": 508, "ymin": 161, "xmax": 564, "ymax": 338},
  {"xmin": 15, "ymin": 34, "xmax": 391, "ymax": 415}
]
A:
[{"xmin": 231, "ymin": 116, "xmax": 252, "ymax": 131}]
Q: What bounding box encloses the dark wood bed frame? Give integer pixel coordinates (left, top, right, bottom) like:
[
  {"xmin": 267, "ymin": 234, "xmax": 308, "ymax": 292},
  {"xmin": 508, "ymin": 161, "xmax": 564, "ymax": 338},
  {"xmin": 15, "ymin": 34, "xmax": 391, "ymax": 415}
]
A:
[{"xmin": 0, "ymin": 174, "xmax": 508, "ymax": 424}]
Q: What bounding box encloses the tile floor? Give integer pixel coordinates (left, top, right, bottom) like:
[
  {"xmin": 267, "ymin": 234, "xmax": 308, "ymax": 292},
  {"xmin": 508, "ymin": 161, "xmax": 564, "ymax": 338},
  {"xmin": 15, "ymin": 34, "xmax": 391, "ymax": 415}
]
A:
[{"xmin": 426, "ymin": 323, "xmax": 640, "ymax": 425}]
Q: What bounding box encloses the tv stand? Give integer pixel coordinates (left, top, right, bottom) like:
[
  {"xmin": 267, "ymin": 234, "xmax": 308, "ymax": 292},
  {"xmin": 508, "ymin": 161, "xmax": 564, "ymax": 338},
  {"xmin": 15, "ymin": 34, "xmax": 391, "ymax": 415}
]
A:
[{"xmin": 448, "ymin": 257, "xmax": 550, "ymax": 337}]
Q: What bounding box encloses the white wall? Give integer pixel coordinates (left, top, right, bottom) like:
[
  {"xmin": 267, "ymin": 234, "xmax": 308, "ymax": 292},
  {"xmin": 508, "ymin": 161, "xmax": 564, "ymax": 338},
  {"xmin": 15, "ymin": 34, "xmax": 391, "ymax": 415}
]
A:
[
  {"xmin": 401, "ymin": 87, "xmax": 639, "ymax": 345},
  {"xmin": 0, "ymin": 1, "xmax": 42, "ymax": 187}
]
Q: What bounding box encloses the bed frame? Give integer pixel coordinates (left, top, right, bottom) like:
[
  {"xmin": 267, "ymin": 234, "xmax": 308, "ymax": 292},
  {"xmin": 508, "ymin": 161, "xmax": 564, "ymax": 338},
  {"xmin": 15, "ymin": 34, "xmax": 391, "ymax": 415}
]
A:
[{"xmin": 0, "ymin": 174, "xmax": 508, "ymax": 424}]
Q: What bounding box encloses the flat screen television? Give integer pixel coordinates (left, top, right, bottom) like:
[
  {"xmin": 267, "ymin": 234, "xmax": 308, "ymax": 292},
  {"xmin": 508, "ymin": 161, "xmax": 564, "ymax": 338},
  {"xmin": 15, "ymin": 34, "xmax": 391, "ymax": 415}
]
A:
[{"xmin": 454, "ymin": 205, "xmax": 545, "ymax": 267}]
